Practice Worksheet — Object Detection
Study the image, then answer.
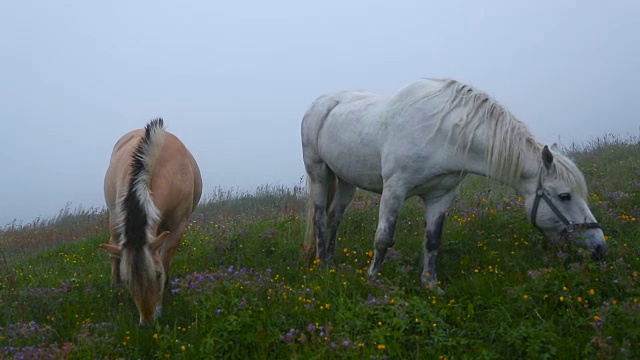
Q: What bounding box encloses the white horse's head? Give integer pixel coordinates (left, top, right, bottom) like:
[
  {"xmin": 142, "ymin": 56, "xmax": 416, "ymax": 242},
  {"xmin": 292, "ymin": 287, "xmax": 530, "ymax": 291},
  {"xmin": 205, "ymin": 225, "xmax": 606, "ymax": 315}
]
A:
[{"xmin": 524, "ymin": 145, "xmax": 606, "ymax": 259}]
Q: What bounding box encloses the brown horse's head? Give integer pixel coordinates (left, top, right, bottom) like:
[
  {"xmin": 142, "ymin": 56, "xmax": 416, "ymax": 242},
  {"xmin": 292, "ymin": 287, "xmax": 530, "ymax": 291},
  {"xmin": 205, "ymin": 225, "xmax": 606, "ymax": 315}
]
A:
[{"xmin": 101, "ymin": 231, "xmax": 170, "ymax": 326}]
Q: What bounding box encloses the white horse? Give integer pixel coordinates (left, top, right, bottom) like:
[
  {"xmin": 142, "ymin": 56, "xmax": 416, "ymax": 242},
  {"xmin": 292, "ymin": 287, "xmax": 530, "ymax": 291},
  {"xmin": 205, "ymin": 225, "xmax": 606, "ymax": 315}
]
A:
[{"xmin": 301, "ymin": 78, "xmax": 606, "ymax": 290}]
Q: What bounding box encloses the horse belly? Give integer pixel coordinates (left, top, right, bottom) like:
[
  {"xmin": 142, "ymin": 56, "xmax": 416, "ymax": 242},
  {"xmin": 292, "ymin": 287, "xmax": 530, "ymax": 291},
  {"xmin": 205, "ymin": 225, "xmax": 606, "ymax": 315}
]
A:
[{"xmin": 318, "ymin": 131, "xmax": 384, "ymax": 193}]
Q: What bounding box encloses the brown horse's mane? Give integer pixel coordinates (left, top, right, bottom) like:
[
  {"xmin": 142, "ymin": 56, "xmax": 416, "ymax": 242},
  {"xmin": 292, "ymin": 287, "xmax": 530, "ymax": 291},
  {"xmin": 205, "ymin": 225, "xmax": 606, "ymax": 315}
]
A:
[{"xmin": 116, "ymin": 118, "xmax": 166, "ymax": 300}]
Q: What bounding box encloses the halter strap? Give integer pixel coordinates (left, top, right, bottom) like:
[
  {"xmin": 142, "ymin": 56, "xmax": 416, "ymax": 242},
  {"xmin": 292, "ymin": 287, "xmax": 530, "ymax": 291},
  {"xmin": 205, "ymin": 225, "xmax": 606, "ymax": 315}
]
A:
[{"xmin": 530, "ymin": 175, "xmax": 601, "ymax": 236}]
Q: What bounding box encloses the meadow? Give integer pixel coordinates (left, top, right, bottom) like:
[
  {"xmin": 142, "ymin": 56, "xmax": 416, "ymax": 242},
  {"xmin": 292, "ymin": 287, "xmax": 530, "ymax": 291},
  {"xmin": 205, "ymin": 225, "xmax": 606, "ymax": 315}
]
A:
[{"xmin": 1, "ymin": 136, "xmax": 639, "ymax": 359}]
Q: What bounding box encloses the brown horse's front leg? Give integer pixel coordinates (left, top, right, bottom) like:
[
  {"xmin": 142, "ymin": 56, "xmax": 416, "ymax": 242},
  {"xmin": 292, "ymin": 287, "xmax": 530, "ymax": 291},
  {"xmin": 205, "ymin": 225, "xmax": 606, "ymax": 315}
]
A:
[
  {"xmin": 110, "ymin": 256, "xmax": 121, "ymax": 285},
  {"xmin": 158, "ymin": 220, "xmax": 189, "ymax": 286}
]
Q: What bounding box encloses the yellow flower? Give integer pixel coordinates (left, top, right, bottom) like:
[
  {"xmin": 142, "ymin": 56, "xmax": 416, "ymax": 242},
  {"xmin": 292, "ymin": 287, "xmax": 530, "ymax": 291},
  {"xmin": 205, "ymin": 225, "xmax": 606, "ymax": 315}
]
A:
[
  {"xmin": 522, "ymin": 295, "xmax": 529, "ymax": 300},
  {"xmin": 153, "ymin": 333, "xmax": 159, "ymax": 339},
  {"xmin": 377, "ymin": 344, "xmax": 386, "ymax": 350},
  {"xmin": 181, "ymin": 345, "xmax": 186, "ymax": 351},
  {"xmin": 589, "ymin": 289, "xmax": 595, "ymax": 295},
  {"xmin": 559, "ymin": 296, "xmax": 565, "ymax": 302}
]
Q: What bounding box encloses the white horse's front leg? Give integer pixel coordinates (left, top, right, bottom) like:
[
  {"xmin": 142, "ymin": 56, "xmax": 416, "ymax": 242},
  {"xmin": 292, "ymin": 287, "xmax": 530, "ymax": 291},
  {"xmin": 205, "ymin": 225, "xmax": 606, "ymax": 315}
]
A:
[
  {"xmin": 421, "ymin": 191, "xmax": 457, "ymax": 293},
  {"xmin": 368, "ymin": 186, "xmax": 406, "ymax": 279},
  {"xmin": 421, "ymin": 213, "xmax": 445, "ymax": 292}
]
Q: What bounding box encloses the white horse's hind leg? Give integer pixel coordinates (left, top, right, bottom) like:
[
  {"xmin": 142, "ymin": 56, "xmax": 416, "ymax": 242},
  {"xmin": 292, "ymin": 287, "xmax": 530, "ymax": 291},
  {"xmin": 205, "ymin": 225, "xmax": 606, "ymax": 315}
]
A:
[
  {"xmin": 325, "ymin": 179, "xmax": 357, "ymax": 263},
  {"xmin": 421, "ymin": 191, "xmax": 457, "ymax": 292},
  {"xmin": 307, "ymin": 166, "xmax": 336, "ymax": 261},
  {"xmin": 367, "ymin": 184, "xmax": 406, "ymax": 279}
]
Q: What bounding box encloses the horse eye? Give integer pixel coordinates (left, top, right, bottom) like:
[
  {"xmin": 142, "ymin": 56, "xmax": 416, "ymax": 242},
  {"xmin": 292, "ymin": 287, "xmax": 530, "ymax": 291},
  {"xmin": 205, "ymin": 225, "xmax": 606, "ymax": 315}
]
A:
[{"xmin": 558, "ymin": 193, "xmax": 571, "ymax": 201}]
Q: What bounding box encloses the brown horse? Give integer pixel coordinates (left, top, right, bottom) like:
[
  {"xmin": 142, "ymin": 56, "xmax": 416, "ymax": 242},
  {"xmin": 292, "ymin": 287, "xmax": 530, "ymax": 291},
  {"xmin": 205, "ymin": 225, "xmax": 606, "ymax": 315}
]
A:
[{"xmin": 101, "ymin": 118, "xmax": 202, "ymax": 325}]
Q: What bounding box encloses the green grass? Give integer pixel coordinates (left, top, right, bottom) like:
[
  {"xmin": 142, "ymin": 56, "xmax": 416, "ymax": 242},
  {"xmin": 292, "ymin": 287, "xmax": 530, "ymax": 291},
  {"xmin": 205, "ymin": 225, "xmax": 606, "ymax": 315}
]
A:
[{"xmin": 1, "ymin": 137, "xmax": 639, "ymax": 359}]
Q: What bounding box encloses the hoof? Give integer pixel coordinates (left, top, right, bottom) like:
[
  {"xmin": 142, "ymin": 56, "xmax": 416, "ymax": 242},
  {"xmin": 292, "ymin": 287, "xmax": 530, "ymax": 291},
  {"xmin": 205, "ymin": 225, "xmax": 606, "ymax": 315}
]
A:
[{"xmin": 421, "ymin": 275, "xmax": 444, "ymax": 294}]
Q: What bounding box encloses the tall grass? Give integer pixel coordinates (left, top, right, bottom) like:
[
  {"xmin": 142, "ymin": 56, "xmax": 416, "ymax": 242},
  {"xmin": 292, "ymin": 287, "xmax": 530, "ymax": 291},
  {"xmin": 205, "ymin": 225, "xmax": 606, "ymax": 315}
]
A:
[{"xmin": 0, "ymin": 135, "xmax": 638, "ymax": 359}]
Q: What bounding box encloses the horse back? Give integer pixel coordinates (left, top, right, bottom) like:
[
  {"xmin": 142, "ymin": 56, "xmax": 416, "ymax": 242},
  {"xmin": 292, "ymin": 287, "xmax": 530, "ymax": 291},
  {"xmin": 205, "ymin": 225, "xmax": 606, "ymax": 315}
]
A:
[{"xmin": 151, "ymin": 132, "xmax": 202, "ymax": 227}]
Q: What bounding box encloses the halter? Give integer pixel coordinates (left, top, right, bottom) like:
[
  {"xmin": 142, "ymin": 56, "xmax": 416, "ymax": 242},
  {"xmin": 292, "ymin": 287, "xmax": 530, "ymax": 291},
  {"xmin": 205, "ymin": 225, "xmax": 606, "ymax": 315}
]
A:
[{"xmin": 530, "ymin": 175, "xmax": 601, "ymax": 237}]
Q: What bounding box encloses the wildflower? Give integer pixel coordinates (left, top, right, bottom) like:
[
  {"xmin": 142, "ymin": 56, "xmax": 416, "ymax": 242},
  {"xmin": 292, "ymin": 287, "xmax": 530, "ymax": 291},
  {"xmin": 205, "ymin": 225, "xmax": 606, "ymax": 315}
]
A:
[
  {"xmin": 559, "ymin": 296, "xmax": 565, "ymax": 302},
  {"xmin": 153, "ymin": 333, "xmax": 159, "ymax": 339},
  {"xmin": 589, "ymin": 289, "xmax": 595, "ymax": 295},
  {"xmin": 377, "ymin": 344, "xmax": 386, "ymax": 350},
  {"xmin": 181, "ymin": 345, "xmax": 186, "ymax": 351},
  {"xmin": 522, "ymin": 295, "xmax": 529, "ymax": 300}
]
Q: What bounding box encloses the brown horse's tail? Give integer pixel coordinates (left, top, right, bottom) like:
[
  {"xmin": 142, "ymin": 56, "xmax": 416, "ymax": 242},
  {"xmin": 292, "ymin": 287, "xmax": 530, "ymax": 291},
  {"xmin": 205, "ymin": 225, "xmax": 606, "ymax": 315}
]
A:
[{"xmin": 303, "ymin": 176, "xmax": 336, "ymax": 263}]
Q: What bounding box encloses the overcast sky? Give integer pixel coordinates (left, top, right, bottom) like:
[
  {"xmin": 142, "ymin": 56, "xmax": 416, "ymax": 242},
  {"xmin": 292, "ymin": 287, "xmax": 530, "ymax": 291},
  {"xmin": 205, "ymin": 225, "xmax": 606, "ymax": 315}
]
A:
[{"xmin": 1, "ymin": 1, "xmax": 638, "ymax": 226}]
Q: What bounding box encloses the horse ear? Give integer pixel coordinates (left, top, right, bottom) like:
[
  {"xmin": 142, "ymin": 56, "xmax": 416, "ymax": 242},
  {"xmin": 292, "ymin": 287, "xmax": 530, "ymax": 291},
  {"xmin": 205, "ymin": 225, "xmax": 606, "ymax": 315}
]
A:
[
  {"xmin": 550, "ymin": 143, "xmax": 560, "ymax": 152},
  {"xmin": 150, "ymin": 231, "xmax": 170, "ymax": 252},
  {"xmin": 100, "ymin": 243, "xmax": 122, "ymax": 258},
  {"xmin": 542, "ymin": 145, "xmax": 554, "ymax": 170}
]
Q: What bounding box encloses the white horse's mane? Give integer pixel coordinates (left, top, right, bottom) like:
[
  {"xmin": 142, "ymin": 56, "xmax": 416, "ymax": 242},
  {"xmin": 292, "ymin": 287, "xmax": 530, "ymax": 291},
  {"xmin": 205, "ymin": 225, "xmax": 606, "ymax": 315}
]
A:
[{"xmin": 428, "ymin": 79, "xmax": 588, "ymax": 197}]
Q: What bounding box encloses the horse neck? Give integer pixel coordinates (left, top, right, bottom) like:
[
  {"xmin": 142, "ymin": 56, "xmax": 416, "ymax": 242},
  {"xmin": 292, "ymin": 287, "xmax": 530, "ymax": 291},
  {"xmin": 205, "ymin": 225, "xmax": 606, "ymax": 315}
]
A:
[{"xmin": 453, "ymin": 126, "xmax": 542, "ymax": 196}]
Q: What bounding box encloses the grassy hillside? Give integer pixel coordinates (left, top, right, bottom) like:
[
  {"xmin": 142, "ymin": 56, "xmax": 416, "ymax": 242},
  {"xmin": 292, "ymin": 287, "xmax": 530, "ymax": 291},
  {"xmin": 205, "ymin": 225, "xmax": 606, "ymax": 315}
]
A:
[{"xmin": 1, "ymin": 138, "xmax": 639, "ymax": 359}]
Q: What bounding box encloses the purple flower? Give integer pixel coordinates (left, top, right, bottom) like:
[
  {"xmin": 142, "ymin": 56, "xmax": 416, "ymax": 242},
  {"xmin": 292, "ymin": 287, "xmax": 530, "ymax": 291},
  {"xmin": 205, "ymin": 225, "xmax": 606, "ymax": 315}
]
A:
[
  {"xmin": 366, "ymin": 294, "xmax": 377, "ymax": 305},
  {"xmin": 307, "ymin": 323, "xmax": 315, "ymax": 332}
]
